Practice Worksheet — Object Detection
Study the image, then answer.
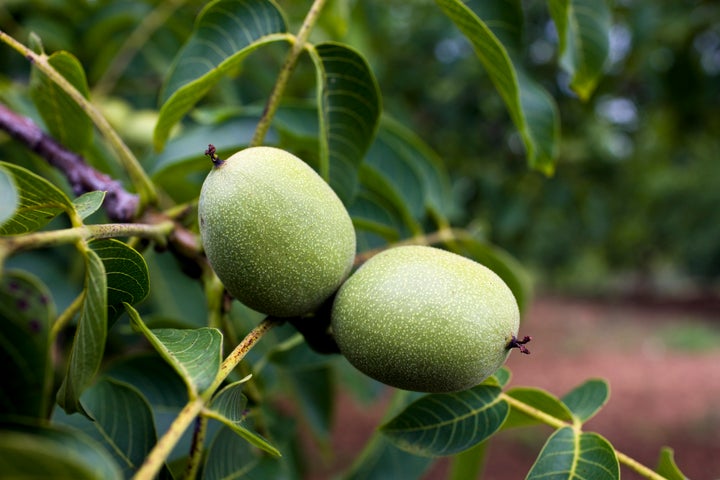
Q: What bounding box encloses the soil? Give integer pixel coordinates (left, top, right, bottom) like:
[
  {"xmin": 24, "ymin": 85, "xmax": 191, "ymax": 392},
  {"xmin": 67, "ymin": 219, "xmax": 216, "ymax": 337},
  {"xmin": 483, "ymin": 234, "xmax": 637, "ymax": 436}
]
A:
[{"xmin": 307, "ymin": 294, "xmax": 720, "ymax": 480}]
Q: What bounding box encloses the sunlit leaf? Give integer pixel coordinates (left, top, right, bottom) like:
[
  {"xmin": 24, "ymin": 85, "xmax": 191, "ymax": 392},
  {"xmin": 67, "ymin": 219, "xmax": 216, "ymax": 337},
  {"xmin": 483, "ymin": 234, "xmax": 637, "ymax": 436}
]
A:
[
  {"xmin": 72, "ymin": 191, "xmax": 105, "ymax": 220},
  {"xmin": 203, "ymin": 382, "xmax": 281, "ymax": 457},
  {"xmin": 526, "ymin": 426, "xmax": 619, "ymax": 480},
  {"xmin": 549, "ymin": 0, "xmax": 611, "ymax": 100},
  {"xmin": 381, "ymin": 385, "xmax": 508, "ymax": 457},
  {"xmin": 504, "ymin": 387, "xmax": 574, "ymax": 429},
  {"xmin": 57, "ymin": 248, "xmax": 107, "ymax": 415},
  {"xmin": 124, "ymin": 303, "xmax": 221, "ymax": 396},
  {"xmin": 0, "ymin": 162, "xmax": 73, "ymax": 235},
  {"xmin": 154, "ymin": 0, "xmax": 289, "ymax": 150},
  {"xmin": 561, "ymin": 378, "xmax": 610, "ymax": 423},
  {"xmin": 79, "ymin": 378, "xmax": 157, "ymax": 477},
  {"xmin": 655, "ymin": 447, "xmax": 688, "ymax": 480},
  {"xmin": 435, "ymin": 0, "xmax": 560, "ymax": 174},
  {"xmin": 90, "ymin": 239, "xmax": 149, "ymax": 321},
  {"xmin": 30, "ymin": 50, "xmax": 93, "ymax": 153},
  {"xmin": 309, "ymin": 42, "xmax": 381, "ymax": 202},
  {"xmin": 0, "ymin": 422, "xmax": 122, "ymax": 480},
  {"xmin": 0, "ymin": 270, "xmax": 54, "ymax": 418}
]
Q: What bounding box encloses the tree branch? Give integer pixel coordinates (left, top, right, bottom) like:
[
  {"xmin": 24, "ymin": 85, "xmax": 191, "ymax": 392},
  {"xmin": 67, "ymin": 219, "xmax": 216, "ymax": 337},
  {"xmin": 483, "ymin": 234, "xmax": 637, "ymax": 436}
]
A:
[{"xmin": 0, "ymin": 103, "xmax": 139, "ymax": 222}]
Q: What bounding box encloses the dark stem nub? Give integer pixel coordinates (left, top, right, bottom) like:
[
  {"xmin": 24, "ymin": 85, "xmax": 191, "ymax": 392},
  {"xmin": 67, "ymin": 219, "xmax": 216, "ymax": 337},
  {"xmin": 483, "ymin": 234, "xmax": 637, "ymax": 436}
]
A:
[
  {"xmin": 507, "ymin": 335, "xmax": 532, "ymax": 355},
  {"xmin": 205, "ymin": 144, "xmax": 224, "ymax": 167}
]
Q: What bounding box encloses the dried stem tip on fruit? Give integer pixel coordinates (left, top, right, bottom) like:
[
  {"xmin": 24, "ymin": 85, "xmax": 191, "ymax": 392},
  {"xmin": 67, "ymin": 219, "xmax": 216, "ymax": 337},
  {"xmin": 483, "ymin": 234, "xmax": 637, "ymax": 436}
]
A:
[
  {"xmin": 205, "ymin": 144, "xmax": 223, "ymax": 167},
  {"xmin": 507, "ymin": 335, "xmax": 532, "ymax": 354}
]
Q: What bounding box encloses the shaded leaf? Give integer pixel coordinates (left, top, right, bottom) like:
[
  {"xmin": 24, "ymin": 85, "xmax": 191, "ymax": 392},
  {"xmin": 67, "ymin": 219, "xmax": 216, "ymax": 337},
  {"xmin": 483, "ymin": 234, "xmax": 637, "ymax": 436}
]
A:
[
  {"xmin": 154, "ymin": 0, "xmax": 289, "ymax": 150},
  {"xmin": 0, "ymin": 270, "xmax": 54, "ymax": 418},
  {"xmin": 504, "ymin": 387, "xmax": 574, "ymax": 429},
  {"xmin": 285, "ymin": 366, "xmax": 334, "ymax": 440},
  {"xmin": 0, "ymin": 162, "xmax": 73, "ymax": 235},
  {"xmin": 204, "ymin": 425, "xmax": 261, "ymax": 480},
  {"xmin": 150, "ymin": 115, "xmax": 271, "ymax": 203},
  {"xmin": 447, "ymin": 233, "xmax": 533, "ymax": 314},
  {"xmin": 309, "ymin": 42, "xmax": 381, "ymax": 202},
  {"xmin": 358, "ymin": 163, "xmax": 422, "ymax": 236},
  {"xmin": 0, "ymin": 421, "xmax": 122, "ymax": 480},
  {"xmin": 526, "ymin": 426, "xmax": 619, "ymax": 480},
  {"xmin": 561, "ymin": 378, "xmax": 610, "ymax": 423},
  {"xmin": 435, "ymin": 0, "xmax": 560, "ymax": 174},
  {"xmin": 0, "ymin": 168, "xmax": 18, "ymax": 227},
  {"xmin": 370, "ymin": 116, "xmax": 457, "ymax": 221},
  {"xmin": 104, "ymin": 354, "xmax": 188, "ymax": 409},
  {"xmin": 381, "ymin": 385, "xmax": 508, "ymax": 457},
  {"xmin": 30, "ymin": 50, "xmax": 93, "ymax": 153},
  {"xmin": 655, "ymin": 447, "xmax": 688, "ymax": 480},
  {"xmin": 72, "ymin": 191, "xmax": 105, "ymax": 220},
  {"xmin": 549, "ymin": 0, "xmax": 611, "ymax": 100},
  {"xmin": 203, "ymin": 382, "xmax": 281, "ymax": 457},
  {"xmin": 79, "ymin": 378, "xmax": 157, "ymax": 477},
  {"xmin": 90, "ymin": 239, "xmax": 149, "ymax": 321},
  {"xmin": 124, "ymin": 303, "xmax": 221, "ymax": 396},
  {"xmin": 345, "ymin": 436, "xmax": 435, "ymax": 480},
  {"xmin": 268, "ymin": 335, "xmax": 336, "ymax": 370},
  {"xmin": 57, "ymin": 247, "xmax": 107, "ymax": 415}
]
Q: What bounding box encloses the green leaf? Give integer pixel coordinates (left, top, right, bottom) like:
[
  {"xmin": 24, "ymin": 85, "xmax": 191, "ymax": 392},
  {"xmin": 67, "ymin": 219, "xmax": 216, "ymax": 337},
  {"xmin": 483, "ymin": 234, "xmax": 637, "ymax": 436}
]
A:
[
  {"xmin": 561, "ymin": 378, "xmax": 610, "ymax": 423},
  {"xmin": 526, "ymin": 426, "xmax": 619, "ymax": 480},
  {"xmin": 655, "ymin": 447, "xmax": 688, "ymax": 480},
  {"xmin": 370, "ymin": 116, "xmax": 457, "ymax": 221},
  {"xmin": 358, "ymin": 163, "xmax": 422, "ymax": 236},
  {"xmin": 492, "ymin": 367, "xmax": 511, "ymax": 388},
  {"xmin": 79, "ymin": 378, "xmax": 157, "ymax": 477},
  {"xmin": 0, "ymin": 167, "xmax": 18, "ymax": 227},
  {"xmin": 285, "ymin": 366, "xmax": 334, "ymax": 440},
  {"xmin": 268, "ymin": 334, "xmax": 335, "ymax": 370},
  {"xmin": 0, "ymin": 162, "xmax": 74, "ymax": 235},
  {"xmin": 103, "ymin": 354, "xmax": 189, "ymax": 409},
  {"xmin": 380, "ymin": 385, "xmax": 508, "ymax": 457},
  {"xmin": 57, "ymin": 247, "xmax": 107, "ymax": 415},
  {"xmin": 549, "ymin": 0, "xmax": 611, "ymax": 100},
  {"xmin": 204, "ymin": 382, "xmax": 281, "ymax": 457},
  {"xmin": 90, "ymin": 239, "xmax": 149, "ymax": 321},
  {"xmin": 309, "ymin": 42, "xmax": 382, "ymax": 202},
  {"xmin": 154, "ymin": 0, "xmax": 289, "ymax": 151},
  {"xmin": 435, "ymin": 0, "xmax": 560, "ymax": 174},
  {"xmin": 204, "ymin": 425, "xmax": 261, "ymax": 479},
  {"xmin": 72, "ymin": 191, "xmax": 105, "ymax": 220},
  {"xmin": 124, "ymin": 303, "xmax": 222, "ymax": 396},
  {"xmin": 448, "ymin": 233, "xmax": 533, "ymax": 314},
  {"xmin": 0, "ymin": 270, "xmax": 54, "ymax": 418},
  {"xmin": 30, "ymin": 50, "xmax": 93, "ymax": 153},
  {"xmin": 0, "ymin": 422, "xmax": 122, "ymax": 480},
  {"xmin": 504, "ymin": 387, "xmax": 574, "ymax": 429},
  {"xmin": 150, "ymin": 115, "xmax": 269, "ymax": 203},
  {"xmin": 345, "ymin": 436, "xmax": 435, "ymax": 480}
]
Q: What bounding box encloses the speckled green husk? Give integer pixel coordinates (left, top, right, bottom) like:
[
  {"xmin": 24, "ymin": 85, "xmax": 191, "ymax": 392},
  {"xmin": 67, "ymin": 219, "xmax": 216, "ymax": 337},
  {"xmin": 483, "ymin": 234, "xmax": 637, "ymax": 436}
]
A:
[
  {"xmin": 331, "ymin": 245, "xmax": 520, "ymax": 393},
  {"xmin": 198, "ymin": 147, "xmax": 356, "ymax": 318}
]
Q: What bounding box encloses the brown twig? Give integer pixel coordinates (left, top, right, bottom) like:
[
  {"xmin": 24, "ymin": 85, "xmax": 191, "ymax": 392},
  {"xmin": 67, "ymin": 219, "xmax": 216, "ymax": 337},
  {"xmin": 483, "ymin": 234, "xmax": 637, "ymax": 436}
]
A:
[{"xmin": 0, "ymin": 103, "xmax": 139, "ymax": 221}]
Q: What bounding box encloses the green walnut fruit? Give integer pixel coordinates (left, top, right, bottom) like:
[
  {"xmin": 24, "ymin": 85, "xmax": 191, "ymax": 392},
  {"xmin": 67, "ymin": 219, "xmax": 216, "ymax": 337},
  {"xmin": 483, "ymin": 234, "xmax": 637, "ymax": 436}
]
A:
[
  {"xmin": 198, "ymin": 146, "xmax": 356, "ymax": 317},
  {"xmin": 331, "ymin": 245, "xmax": 524, "ymax": 393}
]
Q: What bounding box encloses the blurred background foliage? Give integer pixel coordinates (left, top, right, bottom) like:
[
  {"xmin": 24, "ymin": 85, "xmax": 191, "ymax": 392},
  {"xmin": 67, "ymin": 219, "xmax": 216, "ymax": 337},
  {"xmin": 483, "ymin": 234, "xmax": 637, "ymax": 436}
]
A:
[{"xmin": 2, "ymin": 0, "xmax": 719, "ymax": 298}]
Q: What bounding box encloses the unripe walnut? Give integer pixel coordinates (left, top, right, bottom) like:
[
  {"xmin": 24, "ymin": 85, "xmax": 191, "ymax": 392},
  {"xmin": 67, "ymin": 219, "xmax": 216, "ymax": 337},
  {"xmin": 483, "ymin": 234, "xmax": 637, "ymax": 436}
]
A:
[
  {"xmin": 198, "ymin": 146, "xmax": 356, "ymax": 317},
  {"xmin": 331, "ymin": 245, "xmax": 523, "ymax": 393}
]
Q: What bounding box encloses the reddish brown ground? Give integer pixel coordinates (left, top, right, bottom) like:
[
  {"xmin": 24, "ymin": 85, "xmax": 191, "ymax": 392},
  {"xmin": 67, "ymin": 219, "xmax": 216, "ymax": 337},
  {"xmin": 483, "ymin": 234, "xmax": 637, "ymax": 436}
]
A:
[{"xmin": 306, "ymin": 295, "xmax": 720, "ymax": 480}]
